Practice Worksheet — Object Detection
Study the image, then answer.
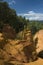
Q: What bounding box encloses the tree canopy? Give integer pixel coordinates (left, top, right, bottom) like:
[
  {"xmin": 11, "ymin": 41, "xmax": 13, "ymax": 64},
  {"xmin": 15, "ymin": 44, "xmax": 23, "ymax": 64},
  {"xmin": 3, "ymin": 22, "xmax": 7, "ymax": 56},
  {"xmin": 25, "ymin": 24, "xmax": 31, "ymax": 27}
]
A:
[{"xmin": 0, "ymin": 1, "xmax": 43, "ymax": 34}]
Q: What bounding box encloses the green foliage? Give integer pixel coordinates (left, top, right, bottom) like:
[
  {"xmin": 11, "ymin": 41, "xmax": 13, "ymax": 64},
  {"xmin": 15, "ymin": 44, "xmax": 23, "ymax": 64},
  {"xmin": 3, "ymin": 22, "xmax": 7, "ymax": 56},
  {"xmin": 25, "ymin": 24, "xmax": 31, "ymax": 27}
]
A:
[
  {"xmin": 0, "ymin": 1, "xmax": 43, "ymax": 34},
  {"xmin": 28, "ymin": 21, "xmax": 43, "ymax": 35},
  {"xmin": 0, "ymin": 2, "xmax": 24, "ymax": 33}
]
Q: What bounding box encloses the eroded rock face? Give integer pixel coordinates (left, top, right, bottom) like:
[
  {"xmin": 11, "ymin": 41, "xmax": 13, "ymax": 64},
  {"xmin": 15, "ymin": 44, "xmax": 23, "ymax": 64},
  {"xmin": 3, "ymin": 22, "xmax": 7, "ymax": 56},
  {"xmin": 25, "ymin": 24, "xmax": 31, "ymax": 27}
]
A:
[
  {"xmin": 33, "ymin": 29, "xmax": 43, "ymax": 54},
  {"xmin": 3, "ymin": 40, "xmax": 36, "ymax": 63},
  {"xmin": 3, "ymin": 24, "xmax": 16, "ymax": 39},
  {"xmin": 0, "ymin": 31, "xmax": 37, "ymax": 63},
  {"xmin": 3, "ymin": 30, "xmax": 36, "ymax": 63},
  {"xmin": 0, "ymin": 49, "xmax": 10, "ymax": 61},
  {"xmin": 0, "ymin": 33, "xmax": 4, "ymax": 41}
]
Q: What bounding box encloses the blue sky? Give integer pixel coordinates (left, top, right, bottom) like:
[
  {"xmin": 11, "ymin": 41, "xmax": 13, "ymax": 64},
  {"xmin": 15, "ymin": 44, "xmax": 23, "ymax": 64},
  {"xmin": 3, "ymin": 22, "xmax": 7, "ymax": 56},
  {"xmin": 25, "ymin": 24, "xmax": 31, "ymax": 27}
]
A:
[{"xmin": 3, "ymin": 0, "xmax": 43, "ymax": 20}]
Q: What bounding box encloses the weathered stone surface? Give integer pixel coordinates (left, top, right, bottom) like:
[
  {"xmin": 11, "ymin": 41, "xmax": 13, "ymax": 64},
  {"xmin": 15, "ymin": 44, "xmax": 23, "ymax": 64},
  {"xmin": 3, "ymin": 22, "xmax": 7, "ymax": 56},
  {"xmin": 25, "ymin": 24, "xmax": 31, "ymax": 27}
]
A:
[
  {"xmin": 3, "ymin": 39, "xmax": 36, "ymax": 62},
  {"xmin": 2, "ymin": 24, "xmax": 16, "ymax": 39},
  {"xmin": 0, "ymin": 49, "xmax": 10, "ymax": 61},
  {"xmin": 0, "ymin": 30, "xmax": 37, "ymax": 63},
  {"xmin": 33, "ymin": 29, "xmax": 43, "ymax": 54},
  {"xmin": 0, "ymin": 33, "xmax": 4, "ymax": 41}
]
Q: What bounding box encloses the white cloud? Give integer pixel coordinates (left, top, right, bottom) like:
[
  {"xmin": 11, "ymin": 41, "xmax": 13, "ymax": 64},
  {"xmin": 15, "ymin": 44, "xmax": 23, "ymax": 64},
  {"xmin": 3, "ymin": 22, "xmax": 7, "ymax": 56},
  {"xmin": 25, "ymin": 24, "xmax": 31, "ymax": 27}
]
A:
[
  {"xmin": 9, "ymin": 0, "xmax": 16, "ymax": 5},
  {"xmin": 18, "ymin": 11, "xmax": 43, "ymax": 20}
]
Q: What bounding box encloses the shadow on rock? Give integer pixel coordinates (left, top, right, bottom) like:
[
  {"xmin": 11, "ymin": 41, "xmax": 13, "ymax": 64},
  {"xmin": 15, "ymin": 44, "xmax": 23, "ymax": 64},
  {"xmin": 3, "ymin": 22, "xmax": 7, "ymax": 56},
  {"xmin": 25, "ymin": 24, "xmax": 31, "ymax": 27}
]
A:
[
  {"xmin": 23, "ymin": 45, "xmax": 37, "ymax": 63},
  {"xmin": 38, "ymin": 50, "xmax": 43, "ymax": 58},
  {"xmin": 4, "ymin": 62, "xmax": 14, "ymax": 65}
]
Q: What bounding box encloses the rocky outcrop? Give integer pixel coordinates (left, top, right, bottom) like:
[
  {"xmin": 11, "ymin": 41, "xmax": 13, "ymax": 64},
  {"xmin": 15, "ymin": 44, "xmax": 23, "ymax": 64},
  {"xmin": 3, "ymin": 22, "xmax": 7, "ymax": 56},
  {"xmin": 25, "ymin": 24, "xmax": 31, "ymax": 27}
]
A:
[
  {"xmin": 3, "ymin": 40, "xmax": 36, "ymax": 63},
  {"xmin": 33, "ymin": 29, "xmax": 43, "ymax": 59},
  {"xmin": 33, "ymin": 30, "xmax": 43, "ymax": 53},
  {"xmin": 2, "ymin": 24, "xmax": 16, "ymax": 39},
  {"xmin": 0, "ymin": 30, "xmax": 37, "ymax": 65}
]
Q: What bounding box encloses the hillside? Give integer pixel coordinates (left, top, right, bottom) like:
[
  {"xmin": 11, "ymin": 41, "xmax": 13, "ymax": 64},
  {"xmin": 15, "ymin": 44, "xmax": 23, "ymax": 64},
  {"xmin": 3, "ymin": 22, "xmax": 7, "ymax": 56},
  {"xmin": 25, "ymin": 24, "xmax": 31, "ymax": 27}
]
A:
[{"xmin": 0, "ymin": 29, "xmax": 43, "ymax": 65}]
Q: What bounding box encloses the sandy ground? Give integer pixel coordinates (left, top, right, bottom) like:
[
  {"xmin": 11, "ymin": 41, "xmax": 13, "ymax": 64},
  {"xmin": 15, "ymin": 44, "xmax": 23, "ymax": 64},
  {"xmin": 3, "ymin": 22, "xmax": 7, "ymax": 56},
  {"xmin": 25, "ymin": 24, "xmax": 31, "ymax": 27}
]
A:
[
  {"xmin": 24, "ymin": 58, "xmax": 43, "ymax": 65},
  {"xmin": 7, "ymin": 58, "xmax": 43, "ymax": 65},
  {"xmin": 0, "ymin": 58, "xmax": 43, "ymax": 65}
]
